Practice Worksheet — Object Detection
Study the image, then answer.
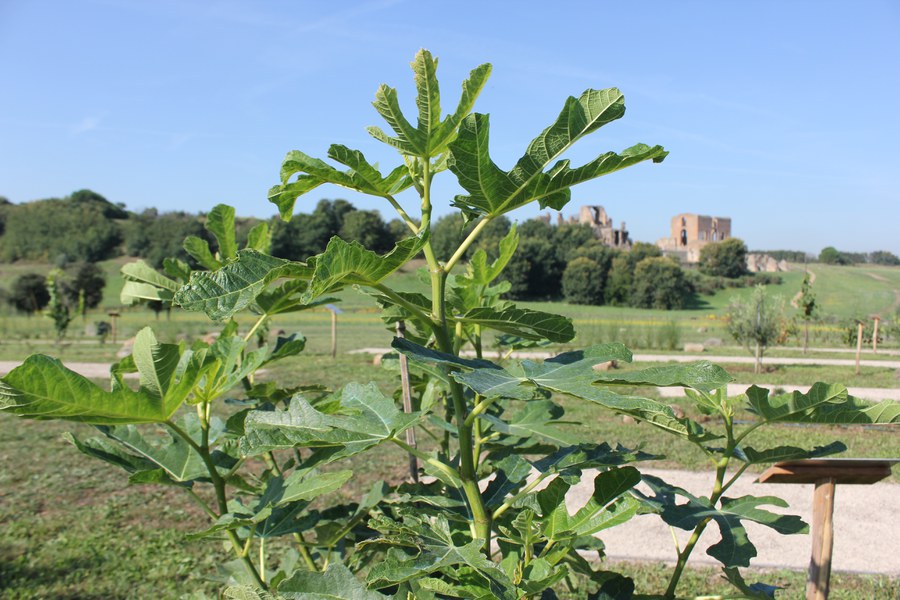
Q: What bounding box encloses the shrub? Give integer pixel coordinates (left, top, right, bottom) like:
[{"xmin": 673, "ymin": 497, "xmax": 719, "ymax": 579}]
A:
[{"xmin": 8, "ymin": 273, "xmax": 50, "ymax": 314}]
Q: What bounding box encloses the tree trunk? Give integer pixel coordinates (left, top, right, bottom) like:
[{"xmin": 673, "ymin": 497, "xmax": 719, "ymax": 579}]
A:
[{"xmin": 755, "ymin": 341, "xmax": 761, "ymax": 374}]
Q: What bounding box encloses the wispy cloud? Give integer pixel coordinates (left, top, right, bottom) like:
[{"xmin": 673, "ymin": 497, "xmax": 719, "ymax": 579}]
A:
[{"xmin": 71, "ymin": 116, "xmax": 102, "ymax": 135}]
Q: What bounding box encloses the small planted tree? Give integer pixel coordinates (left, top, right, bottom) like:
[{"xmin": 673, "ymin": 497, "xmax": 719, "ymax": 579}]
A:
[
  {"xmin": 727, "ymin": 285, "xmax": 789, "ymax": 373},
  {"xmin": 797, "ymin": 271, "xmax": 817, "ymax": 352}
]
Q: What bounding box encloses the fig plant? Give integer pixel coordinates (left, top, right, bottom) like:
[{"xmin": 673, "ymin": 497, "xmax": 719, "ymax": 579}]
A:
[{"xmin": 2, "ymin": 50, "xmax": 898, "ymax": 599}]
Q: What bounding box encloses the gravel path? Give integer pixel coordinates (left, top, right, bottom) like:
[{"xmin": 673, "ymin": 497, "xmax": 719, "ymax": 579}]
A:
[{"xmin": 566, "ymin": 467, "xmax": 900, "ymax": 576}]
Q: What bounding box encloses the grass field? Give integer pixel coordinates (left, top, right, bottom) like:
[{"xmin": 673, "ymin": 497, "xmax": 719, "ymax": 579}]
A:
[
  {"xmin": 1, "ymin": 259, "xmax": 898, "ymax": 597},
  {"xmin": 1, "ymin": 353, "xmax": 898, "ymax": 598}
]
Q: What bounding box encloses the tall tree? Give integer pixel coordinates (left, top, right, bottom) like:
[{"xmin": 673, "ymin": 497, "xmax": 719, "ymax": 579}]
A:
[{"xmin": 699, "ymin": 237, "xmax": 748, "ymax": 278}]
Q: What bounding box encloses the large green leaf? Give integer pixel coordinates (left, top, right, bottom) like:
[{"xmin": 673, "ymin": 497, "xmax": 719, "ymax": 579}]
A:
[
  {"xmin": 206, "ymin": 204, "xmax": 237, "ymax": 260},
  {"xmin": 256, "ymin": 469, "xmax": 353, "ymax": 509},
  {"xmin": 537, "ymin": 467, "xmax": 641, "ymax": 541},
  {"xmin": 593, "ymin": 361, "xmax": 733, "ymax": 393},
  {"xmin": 481, "ymin": 400, "xmax": 578, "ymax": 447},
  {"xmin": 532, "ymin": 443, "xmax": 660, "ymax": 477},
  {"xmin": 447, "ymin": 89, "xmax": 667, "ymax": 218},
  {"xmin": 278, "ymin": 563, "xmax": 388, "ymax": 599},
  {"xmin": 747, "ymin": 383, "xmax": 900, "ymax": 424},
  {"xmin": 94, "ymin": 414, "xmax": 219, "ymax": 483},
  {"xmin": 174, "ymin": 250, "xmax": 310, "ymax": 320},
  {"xmin": 366, "ymin": 49, "xmax": 491, "ymax": 158},
  {"xmin": 639, "ymin": 475, "xmax": 807, "ymax": 568},
  {"xmin": 120, "ymin": 260, "xmax": 179, "ymax": 304},
  {"xmin": 422, "ymin": 344, "xmax": 722, "ymax": 442},
  {"xmin": 736, "ymin": 441, "xmax": 846, "ymax": 465},
  {"xmin": 270, "ymin": 146, "xmax": 413, "ymax": 219},
  {"xmin": 0, "ymin": 328, "xmax": 195, "ymax": 424},
  {"xmin": 241, "ymin": 383, "xmax": 420, "ymax": 459},
  {"xmin": 456, "ymin": 306, "xmax": 574, "ymax": 343},
  {"xmin": 302, "ymin": 235, "xmax": 427, "ymax": 303},
  {"xmin": 365, "ymin": 515, "xmax": 515, "ymax": 597}
]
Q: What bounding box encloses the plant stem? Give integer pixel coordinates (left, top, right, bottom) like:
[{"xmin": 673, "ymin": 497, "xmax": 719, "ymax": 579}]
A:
[
  {"xmin": 166, "ymin": 412, "xmax": 268, "ymax": 590},
  {"xmin": 392, "ymin": 438, "xmax": 462, "ymax": 487},
  {"xmin": 445, "ymin": 217, "xmax": 490, "ymax": 273},
  {"xmin": 664, "ymin": 457, "xmax": 731, "ymax": 599},
  {"xmin": 384, "ymin": 194, "xmax": 420, "ymax": 235}
]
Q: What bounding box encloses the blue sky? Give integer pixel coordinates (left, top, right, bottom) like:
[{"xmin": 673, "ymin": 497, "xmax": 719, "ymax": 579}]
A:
[{"xmin": 1, "ymin": 0, "xmax": 898, "ymax": 254}]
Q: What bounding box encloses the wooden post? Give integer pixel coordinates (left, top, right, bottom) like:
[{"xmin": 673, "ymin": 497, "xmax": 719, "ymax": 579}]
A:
[
  {"xmin": 855, "ymin": 321, "xmax": 863, "ymax": 375},
  {"xmin": 872, "ymin": 316, "xmax": 880, "ymax": 353},
  {"xmin": 396, "ymin": 321, "xmax": 419, "ymax": 482},
  {"xmin": 757, "ymin": 458, "xmax": 897, "ymax": 600},
  {"xmin": 330, "ymin": 311, "xmax": 337, "ymax": 358},
  {"xmin": 808, "ymin": 478, "xmax": 836, "ymax": 600},
  {"xmin": 325, "ymin": 304, "xmax": 342, "ymax": 359},
  {"xmin": 107, "ymin": 311, "xmax": 120, "ymax": 344}
]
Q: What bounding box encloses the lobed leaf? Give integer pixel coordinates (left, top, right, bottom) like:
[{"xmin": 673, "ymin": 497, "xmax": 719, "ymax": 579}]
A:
[
  {"xmin": 639, "ymin": 475, "xmax": 807, "ymax": 568},
  {"xmin": 0, "ymin": 328, "xmax": 197, "ymax": 424},
  {"xmin": 447, "ymin": 89, "xmax": 667, "ymax": 218},
  {"xmin": 302, "ymin": 235, "xmax": 427, "ymax": 303},
  {"xmin": 593, "ymin": 361, "xmax": 733, "ymax": 393},
  {"xmin": 456, "ymin": 306, "xmax": 574, "ymax": 343},
  {"xmin": 241, "ymin": 383, "xmax": 420, "ymax": 459},
  {"xmin": 174, "ymin": 250, "xmax": 310, "ymax": 320},
  {"xmin": 278, "ymin": 563, "xmax": 388, "ymax": 599}
]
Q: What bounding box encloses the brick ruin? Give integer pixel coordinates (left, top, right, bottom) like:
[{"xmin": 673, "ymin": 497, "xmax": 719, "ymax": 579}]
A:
[
  {"xmin": 536, "ymin": 205, "xmax": 631, "ymax": 249},
  {"xmin": 657, "ymin": 213, "xmax": 732, "ymax": 263}
]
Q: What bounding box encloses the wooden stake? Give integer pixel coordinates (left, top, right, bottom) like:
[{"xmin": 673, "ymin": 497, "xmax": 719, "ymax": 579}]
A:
[
  {"xmin": 807, "ymin": 478, "xmax": 836, "ymax": 600},
  {"xmin": 330, "ymin": 310, "xmax": 337, "ymax": 359},
  {"xmin": 872, "ymin": 317, "xmax": 880, "ymax": 353},
  {"xmin": 396, "ymin": 321, "xmax": 419, "ymax": 482},
  {"xmin": 855, "ymin": 321, "xmax": 863, "ymax": 375}
]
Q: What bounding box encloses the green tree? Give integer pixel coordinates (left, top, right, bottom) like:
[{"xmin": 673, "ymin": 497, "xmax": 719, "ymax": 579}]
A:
[
  {"xmin": 562, "ymin": 256, "xmax": 605, "ymax": 304},
  {"xmin": 45, "ymin": 269, "xmax": 73, "ymax": 341},
  {"xmin": 726, "ymin": 285, "xmax": 789, "ymax": 373},
  {"xmin": 699, "ymin": 237, "xmax": 748, "ymax": 278},
  {"xmin": 631, "ymin": 256, "xmax": 691, "ymax": 309},
  {"xmin": 123, "ymin": 209, "xmax": 211, "ymax": 268},
  {"xmin": 818, "ymin": 246, "xmax": 848, "ymax": 265},
  {"xmin": 502, "ymin": 235, "xmax": 563, "ymax": 299},
  {"xmin": 8, "ymin": 273, "xmax": 50, "ymax": 314},
  {"xmin": 62, "ymin": 263, "xmax": 107, "ymax": 317},
  {"xmin": 339, "ymin": 210, "xmax": 393, "ymax": 253},
  {"xmin": 869, "ymin": 250, "xmax": 900, "ymax": 266},
  {"xmin": 605, "ymin": 242, "xmax": 663, "ymax": 305}
]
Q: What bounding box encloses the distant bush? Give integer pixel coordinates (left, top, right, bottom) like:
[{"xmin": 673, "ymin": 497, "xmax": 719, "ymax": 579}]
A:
[{"xmin": 8, "ymin": 273, "xmax": 50, "ymax": 314}]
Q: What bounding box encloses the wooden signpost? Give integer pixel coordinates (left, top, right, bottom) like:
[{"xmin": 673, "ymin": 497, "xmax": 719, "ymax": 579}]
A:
[{"xmin": 758, "ymin": 458, "xmax": 898, "ymax": 600}]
